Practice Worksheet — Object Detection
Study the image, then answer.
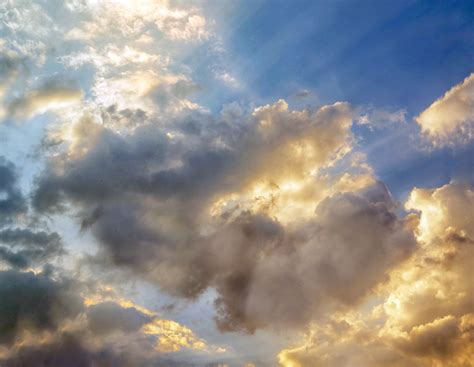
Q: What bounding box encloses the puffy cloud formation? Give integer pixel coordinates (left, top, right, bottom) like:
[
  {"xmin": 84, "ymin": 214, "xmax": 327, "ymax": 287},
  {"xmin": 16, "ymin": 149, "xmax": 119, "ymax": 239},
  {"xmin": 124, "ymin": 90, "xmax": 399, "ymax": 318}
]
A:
[
  {"xmin": 278, "ymin": 181, "xmax": 474, "ymax": 367},
  {"xmin": 0, "ymin": 155, "xmax": 219, "ymax": 365},
  {"xmin": 416, "ymin": 73, "xmax": 474, "ymax": 146},
  {"xmin": 33, "ymin": 100, "xmax": 416, "ymax": 334},
  {"xmin": 1, "ymin": 1, "xmax": 472, "ymax": 365},
  {"xmin": 212, "ymin": 183, "xmax": 415, "ymax": 332},
  {"xmin": 0, "ymin": 268, "xmax": 223, "ymax": 366},
  {"xmin": 0, "ymin": 269, "xmax": 83, "ymax": 345}
]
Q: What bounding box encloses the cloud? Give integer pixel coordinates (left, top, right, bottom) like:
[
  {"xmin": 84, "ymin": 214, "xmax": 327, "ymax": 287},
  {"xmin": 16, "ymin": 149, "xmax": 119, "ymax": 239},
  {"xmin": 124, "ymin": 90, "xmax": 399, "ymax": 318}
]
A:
[
  {"xmin": 416, "ymin": 73, "xmax": 474, "ymax": 147},
  {"xmin": 0, "ymin": 157, "xmax": 27, "ymax": 226},
  {"xmin": 356, "ymin": 106, "xmax": 407, "ymax": 129},
  {"xmin": 0, "ymin": 228, "xmax": 64, "ymax": 269},
  {"xmin": 295, "ymin": 89, "xmax": 312, "ymax": 98},
  {"xmin": 7, "ymin": 80, "xmax": 83, "ymax": 120},
  {"xmin": 64, "ymin": 1, "xmax": 209, "ymax": 43},
  {"xmin": 0, "ymin": 54, "xmax": 25, "ymax": 104},
  {"xmin": 7, "ymin": 1, "xmax": 471, "ymax": 365},
  {"xmin": 219, "ymin": 183, "xmax": 415, "ymax": 332},
  {"xmin": 32, "ymin": 100, "xmax": 416, "ymax": 334},
  {"xmin": 0, "ymin": 334, "xmax": 130, "ymax": 367},
  {"xmin": 0, "ymin": 268, "xmax": 224, "ymax": 365},
  {"xmin": 277, "ymin": 181, "xmax": 474, "ymax": 367},
  {"xmin": 1, "ymin": 332, "xmax": 210, "ymax": 367},
  {"xmin": 0, "ymin": 157, "xmax": 65, "ymax": 269},
  {"xmin": 405, "ymin": 182, "xmax": 474, "ymax": 244},
  {"xmin": 86, "ymin": 301, "xmax": 152, "ymax": 335},
  {"xmin": 0, "ymin": 269, "xmax": 83, "ymax": 345},
  {"xmin": 397, "ymin": 315, "xmax": 462, "ymax": 358}
]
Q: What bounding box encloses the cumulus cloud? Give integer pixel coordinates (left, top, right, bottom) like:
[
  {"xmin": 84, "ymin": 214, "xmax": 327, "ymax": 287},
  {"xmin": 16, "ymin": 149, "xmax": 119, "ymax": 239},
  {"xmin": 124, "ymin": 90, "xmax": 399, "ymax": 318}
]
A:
[
  {"xmin": 278, "ymin": 181, "xmax": 474, "ymax": 367},
  {"xmin": 3, "ymin": 2, "xmax": 471, "ymax": 364},
  {"xmin": 214, "ymin": 183, "xmax": 415, "ymax": 332},
  {"xmin": 0, "ymin": 269, "xmax": 83, "ymax": 345},
  {"xmin": 32, "ymin": 100, "xmax": 417, "ymax": 334},
  {"xmin": 416, "ymin": 73, "xmax": 474, "ymax": 147},
  {"xmin": 405, "ymin": 182, "xmax": 474, "ymax": 244},
  {"xmin": 0, "ymin": 268, "xmax": 223, "ymax": 365}
]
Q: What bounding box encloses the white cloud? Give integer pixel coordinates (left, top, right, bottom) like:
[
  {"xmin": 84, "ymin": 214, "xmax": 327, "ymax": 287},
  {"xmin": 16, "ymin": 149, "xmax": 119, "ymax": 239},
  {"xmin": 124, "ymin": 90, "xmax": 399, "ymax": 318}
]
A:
[{"xmin": 416, "ymin": 73, "xmax": 474, "ymax": 147}]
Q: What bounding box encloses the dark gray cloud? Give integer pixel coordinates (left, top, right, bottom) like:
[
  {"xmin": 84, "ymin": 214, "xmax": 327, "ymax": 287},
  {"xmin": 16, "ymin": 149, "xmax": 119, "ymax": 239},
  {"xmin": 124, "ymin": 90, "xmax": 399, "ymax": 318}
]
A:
[
  {"xmin": 0, "ymin": 246, "xmax": 29, "ymax": 268},
  {"xmin": 0, "ymin": 157, "xmax": 27, "ymax": 225},
  {"xmin": 0, "ymin": 157, "xmax": 65, "ymax": 269},
  {"xmin": 0, "ymin": 334, "xmax": 144, "ymax": 367},
  {"xmin": 0, "ymin": 269, "xmax": 83, "ymax": 345},
  {"xmin": 0, "ymin": 270, "xmax": 213, "ymax": 365},
  {"xmin": 0, "ymin": 227, "xmax": 64, "ymax": 268},
  {"xmin": 1, "ymin": 333, "xmax": 209, "ymax": 367}
]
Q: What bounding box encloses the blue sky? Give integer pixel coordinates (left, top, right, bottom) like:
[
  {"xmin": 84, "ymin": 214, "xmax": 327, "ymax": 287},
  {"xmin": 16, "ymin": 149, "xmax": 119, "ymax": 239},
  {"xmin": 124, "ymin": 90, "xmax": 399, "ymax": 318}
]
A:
[
  {"xmin": 0, "ymin": 1, "xmax": 473, "ymax": 366},
  {"xmin": 205, "ymin": 0, "xmax": 473, "ymax": 108},
  {"xmin": 196, "ymin": 0, "xmax": 474, "ymax": 200}
]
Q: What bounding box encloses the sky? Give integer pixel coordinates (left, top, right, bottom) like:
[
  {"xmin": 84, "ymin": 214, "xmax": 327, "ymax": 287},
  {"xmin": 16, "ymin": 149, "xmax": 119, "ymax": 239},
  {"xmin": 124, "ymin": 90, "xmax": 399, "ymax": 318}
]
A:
[{"xmin": 0, "ymin": 1, "xmax": 473, "ymax": 366}]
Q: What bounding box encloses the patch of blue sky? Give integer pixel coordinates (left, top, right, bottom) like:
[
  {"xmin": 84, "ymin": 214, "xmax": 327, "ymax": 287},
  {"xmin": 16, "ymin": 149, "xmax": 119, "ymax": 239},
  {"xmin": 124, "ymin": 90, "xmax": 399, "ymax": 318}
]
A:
[{"xmin": 203, "ymin": 0, "xmax": 474, "ymax": 200}]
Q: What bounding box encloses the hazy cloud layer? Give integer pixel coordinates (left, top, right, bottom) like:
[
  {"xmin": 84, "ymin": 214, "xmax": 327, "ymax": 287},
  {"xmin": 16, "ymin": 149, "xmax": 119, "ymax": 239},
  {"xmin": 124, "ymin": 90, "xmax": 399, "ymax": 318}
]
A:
[{"xmin": 7, "ymin": 80, "xmax": 83, "ymax": 120}]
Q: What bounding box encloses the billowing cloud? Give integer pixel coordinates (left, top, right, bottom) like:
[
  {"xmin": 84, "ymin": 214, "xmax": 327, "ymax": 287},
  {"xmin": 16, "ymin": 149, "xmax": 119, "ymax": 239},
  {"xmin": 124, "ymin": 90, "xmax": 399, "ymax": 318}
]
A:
[
  {"xmin": 416, "ymin": 73, "xmax": 474, "ymax": 147},
  {"xmin": 1, "ymin": 1, "xmax": 471, "ymax": 365},
  {"xmin": 0, "ymin": 268, "xmax": 224, "ymax": 365},
  {"xmin": 32, "ymin": 100, "xmax": 416, "ymax": 334},
  {"xmin": 0, "ymin": 269, "xmax": 83, "ymax": 345},
  {"xmin": 278, "ymin": 181, "xmax": 474, "ymax": 367},
  {"xmin": 0, "ymin": 155, "xmax": 218, "ymax": 364}
]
